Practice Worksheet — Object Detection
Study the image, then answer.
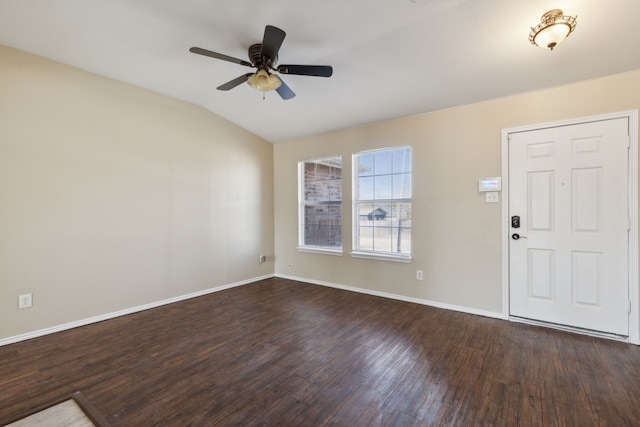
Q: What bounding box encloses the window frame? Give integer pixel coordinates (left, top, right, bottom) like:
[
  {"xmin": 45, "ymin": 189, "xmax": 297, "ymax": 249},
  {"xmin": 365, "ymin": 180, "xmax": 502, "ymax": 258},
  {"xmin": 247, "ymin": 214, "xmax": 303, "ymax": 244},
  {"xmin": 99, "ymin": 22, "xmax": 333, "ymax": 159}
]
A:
[
  {"xmin": 351, "ymin": 146, "xmax": 412, "ymax": 262},
  {"xmin": 297, "ymin": 155, "xmax": 343, "ymax": 256}
]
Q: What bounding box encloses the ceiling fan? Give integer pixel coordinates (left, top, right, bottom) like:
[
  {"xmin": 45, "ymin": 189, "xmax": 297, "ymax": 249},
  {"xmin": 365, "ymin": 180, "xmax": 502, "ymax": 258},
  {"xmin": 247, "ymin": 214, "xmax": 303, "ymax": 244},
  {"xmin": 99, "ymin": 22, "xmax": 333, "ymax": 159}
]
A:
[{"xmin": 190, "ymin": 25, "xmax": 333, "ymax": 100}]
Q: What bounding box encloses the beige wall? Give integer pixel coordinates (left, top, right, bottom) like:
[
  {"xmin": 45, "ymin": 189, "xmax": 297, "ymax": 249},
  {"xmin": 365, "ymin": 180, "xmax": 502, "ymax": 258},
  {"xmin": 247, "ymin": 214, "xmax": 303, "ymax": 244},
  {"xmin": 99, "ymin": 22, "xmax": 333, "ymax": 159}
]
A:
[
  {"xmin": 0, "ymin": 46, "xmax": 274, "ymax": 340},
  {"xmin": 274, "ymin": 70, "xmax": 640, "ymax": 315},
  {"xmin": 3, "ymin": 42, "xmax": 639, "ymax": 342}
]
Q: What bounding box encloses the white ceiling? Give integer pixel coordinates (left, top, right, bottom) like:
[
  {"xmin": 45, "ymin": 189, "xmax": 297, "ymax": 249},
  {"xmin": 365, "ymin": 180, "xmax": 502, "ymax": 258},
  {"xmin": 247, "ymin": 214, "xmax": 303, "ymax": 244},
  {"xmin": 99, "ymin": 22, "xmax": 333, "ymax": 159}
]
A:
[{"xmin": 1, "ymin": 0, "xmax": 639, "ymax": 143}]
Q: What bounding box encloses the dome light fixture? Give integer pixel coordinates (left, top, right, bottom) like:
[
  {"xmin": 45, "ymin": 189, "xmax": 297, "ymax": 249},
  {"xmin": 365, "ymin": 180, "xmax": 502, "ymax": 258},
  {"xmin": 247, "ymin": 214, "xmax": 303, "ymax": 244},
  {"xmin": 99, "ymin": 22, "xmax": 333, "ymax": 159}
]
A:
[
  {"xmin": 247, "ymin": 69, "xmax": 282, "ymax": 92},
  {"xmin": 529, "ymin": 9, "xmax": 577, "ymax": 51}
]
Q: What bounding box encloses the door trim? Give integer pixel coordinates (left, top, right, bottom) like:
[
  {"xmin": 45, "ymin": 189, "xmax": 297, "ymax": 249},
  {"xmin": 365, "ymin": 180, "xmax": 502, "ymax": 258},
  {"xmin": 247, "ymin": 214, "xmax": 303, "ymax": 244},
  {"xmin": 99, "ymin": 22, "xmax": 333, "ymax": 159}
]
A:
[{"xmin": 501, "ymin": 110, "xmax": 639, "ymax": 344}]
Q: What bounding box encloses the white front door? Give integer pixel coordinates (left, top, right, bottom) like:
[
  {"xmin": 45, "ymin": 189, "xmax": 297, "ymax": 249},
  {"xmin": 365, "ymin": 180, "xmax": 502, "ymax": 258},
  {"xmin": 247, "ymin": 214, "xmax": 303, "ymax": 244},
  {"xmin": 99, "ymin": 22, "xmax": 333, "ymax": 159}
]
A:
[{"xmin": 508, "ymin": 117, "xmax": 630, "ymax": 336}]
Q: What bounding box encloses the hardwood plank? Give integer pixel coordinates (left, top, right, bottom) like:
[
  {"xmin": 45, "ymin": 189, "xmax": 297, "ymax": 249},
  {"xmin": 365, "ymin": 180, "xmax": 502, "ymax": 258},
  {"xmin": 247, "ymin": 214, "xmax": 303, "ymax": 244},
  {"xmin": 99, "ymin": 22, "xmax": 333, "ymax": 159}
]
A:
[{"xmin": 1, "ymin": 277, "xmax": 640, "ymax": 426}]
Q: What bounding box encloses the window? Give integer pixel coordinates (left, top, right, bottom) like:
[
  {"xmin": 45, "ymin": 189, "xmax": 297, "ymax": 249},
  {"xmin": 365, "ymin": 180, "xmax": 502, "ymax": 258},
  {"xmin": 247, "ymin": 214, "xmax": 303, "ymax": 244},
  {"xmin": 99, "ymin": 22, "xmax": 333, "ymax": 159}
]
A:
[
  {"xmin": 298, "ymin": 156, "xmax": 342, "ymax": 253},
  {"xmin": 353, "ymin": 147, "xmax": 412, "ymax": 260}
]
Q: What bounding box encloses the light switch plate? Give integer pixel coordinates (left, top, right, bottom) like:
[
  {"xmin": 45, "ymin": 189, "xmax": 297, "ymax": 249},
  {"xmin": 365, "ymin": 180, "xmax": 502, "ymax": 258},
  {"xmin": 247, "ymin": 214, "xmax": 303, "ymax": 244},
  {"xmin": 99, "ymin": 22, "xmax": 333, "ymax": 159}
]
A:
[{"xmin": 486, "ymin": 192, "xmax": 499, "ymax": 203}]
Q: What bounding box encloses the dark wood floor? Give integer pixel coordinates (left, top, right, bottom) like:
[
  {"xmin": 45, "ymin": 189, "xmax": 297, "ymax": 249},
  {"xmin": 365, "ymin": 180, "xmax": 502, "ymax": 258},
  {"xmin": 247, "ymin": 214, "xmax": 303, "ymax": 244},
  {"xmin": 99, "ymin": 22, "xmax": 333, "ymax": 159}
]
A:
[{"xmin": 1, "ymin": 278, "xmax": 639, "ymax": 426}]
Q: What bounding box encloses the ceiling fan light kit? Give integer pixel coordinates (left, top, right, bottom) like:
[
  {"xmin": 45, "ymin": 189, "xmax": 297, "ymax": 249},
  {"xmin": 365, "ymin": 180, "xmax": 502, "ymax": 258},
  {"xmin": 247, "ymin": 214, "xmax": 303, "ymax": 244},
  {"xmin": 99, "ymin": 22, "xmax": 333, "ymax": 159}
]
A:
[
  {"xmin": 190, "ymin": 25, "xmax": 333, "ymax": 100},
  {"xmin": 247, "ymin": 70, "xmax": 281, "ymax": 92},
  {"xmin": 529, "ymin": 9, "xmax": 577, "ymax": 50}
]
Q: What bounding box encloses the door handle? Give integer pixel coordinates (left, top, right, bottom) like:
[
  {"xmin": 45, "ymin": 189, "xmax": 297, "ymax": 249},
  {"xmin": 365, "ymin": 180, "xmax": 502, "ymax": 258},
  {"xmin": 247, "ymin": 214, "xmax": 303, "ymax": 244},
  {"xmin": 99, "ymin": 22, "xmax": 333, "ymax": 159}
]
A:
[{"xmin": 512, "ymin": 233, "xmax": 527, "ymax": 240}]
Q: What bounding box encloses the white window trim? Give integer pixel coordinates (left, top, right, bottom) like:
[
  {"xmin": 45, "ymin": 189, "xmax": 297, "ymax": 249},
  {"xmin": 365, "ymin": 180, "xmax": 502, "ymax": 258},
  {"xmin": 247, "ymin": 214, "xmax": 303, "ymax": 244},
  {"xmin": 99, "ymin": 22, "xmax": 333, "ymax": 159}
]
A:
[
  {"xmin": 297, "ymin": 246, "xmax": 343, "ymax": 256},
  {"xmin": 350, "ymin": 250, "xmax": 412, "ymax": 263},
  {"xmin": 298, "ymin": 156, "xmax": 343, "ymax": 253},
  {"xmin": 351, "ymin": 146, "xmax": 412, "ymax": 259}
]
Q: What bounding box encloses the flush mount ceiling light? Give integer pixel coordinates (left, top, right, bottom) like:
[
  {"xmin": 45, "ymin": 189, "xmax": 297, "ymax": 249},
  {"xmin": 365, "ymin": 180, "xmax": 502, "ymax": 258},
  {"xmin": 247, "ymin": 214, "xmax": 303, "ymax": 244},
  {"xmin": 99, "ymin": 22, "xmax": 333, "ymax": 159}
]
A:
[{"xmin": 529, "ymin": 9, "xmax": 577, "ymax": 50}]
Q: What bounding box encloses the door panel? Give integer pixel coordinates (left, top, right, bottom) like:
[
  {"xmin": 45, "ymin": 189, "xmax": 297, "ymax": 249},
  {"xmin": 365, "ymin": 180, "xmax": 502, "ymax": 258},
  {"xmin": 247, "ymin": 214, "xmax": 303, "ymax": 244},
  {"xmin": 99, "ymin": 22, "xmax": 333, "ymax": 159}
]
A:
[
  {"xmin": 572, "ymin": 167, "xmax": 601, "ymax": 232},
  {"xmin": 572, "ymin": 251, "xmax": 600, "ymax": 305},
  {"xmin": 528, "ymin": 249, "xmax": 554, "ymax": 300},
  {"xmin": 529, "ymin": 171, "xmax": 553, "ymax": 230},
  {"xmin": 509, "ymin": 118, "xmax": 629, "ymax": 336}
]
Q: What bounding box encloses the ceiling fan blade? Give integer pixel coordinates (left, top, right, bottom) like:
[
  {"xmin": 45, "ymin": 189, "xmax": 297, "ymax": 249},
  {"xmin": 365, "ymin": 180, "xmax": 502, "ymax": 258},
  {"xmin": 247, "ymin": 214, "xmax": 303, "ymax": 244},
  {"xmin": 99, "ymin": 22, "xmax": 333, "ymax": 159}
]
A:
[
  {"xmin": 217, "ymin": 73, "xmax": 253, "ymax": 91},
  {"xmin": 277, "ymin": 65, "xmax": 333, "ymax": 77},
  {"xmin": 261, "ymin": 25, "xmax": 286, "ymax": 63},
  {"xmin": 274, "ymin": 76, "xmax": 295, "ymax": 100},
  {"xmin": 190, "ymin": 47, "xmax": 253, "ymax": 67}
]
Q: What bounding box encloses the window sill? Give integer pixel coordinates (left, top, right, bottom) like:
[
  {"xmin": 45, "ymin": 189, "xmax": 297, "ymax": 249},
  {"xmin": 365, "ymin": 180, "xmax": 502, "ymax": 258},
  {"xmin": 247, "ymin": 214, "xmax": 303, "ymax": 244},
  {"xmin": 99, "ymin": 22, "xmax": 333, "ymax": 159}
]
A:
[
  {"xmin": 297, "ymin": 246, "xmax": 344, "ymax": 256},
  {"xmin": 350, "ymin": 251, "xmax": 412, "ymax": 263}
]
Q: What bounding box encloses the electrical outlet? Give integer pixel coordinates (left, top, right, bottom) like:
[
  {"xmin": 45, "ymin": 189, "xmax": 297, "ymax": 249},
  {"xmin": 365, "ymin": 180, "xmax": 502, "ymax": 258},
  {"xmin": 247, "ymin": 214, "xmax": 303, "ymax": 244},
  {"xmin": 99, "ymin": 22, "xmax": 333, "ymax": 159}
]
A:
[
  {"xmin": 288, "ymin": 264, "xmax": 293, "ymax": 270},
  {"xmin": 259, "ymin": 255, "xmax": 266, "ymax": 263},
  {"xmin": 19, "ymin": 293, "xmax": 33, "ymax": 309},
  {"xmin": 416, "ymin": 270, "xmax": 424, "ymax": 281}
]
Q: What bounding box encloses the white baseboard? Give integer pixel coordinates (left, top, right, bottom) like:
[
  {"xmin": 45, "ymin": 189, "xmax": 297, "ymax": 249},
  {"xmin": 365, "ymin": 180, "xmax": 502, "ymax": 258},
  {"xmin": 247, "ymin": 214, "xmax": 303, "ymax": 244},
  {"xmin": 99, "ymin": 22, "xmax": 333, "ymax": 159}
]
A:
[
  {"xmin": 0, "ymin": 274, "xmax": 275, "ymax": 347},
  {"xmin": 275, "ymin": 273, "xmax": 503, "ymax": 320},
  {"xmin": 8, "ymin": 273, "xmax": 631, "ymax": 347}
]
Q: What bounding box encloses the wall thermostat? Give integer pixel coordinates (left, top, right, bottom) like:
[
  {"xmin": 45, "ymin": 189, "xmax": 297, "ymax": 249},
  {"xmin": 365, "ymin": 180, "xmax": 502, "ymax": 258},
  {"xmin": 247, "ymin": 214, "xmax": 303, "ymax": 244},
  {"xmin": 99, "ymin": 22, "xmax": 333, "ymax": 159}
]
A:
[{"xmin": 478, "ymin": 177, "xmax": 501, "ymax": 192}]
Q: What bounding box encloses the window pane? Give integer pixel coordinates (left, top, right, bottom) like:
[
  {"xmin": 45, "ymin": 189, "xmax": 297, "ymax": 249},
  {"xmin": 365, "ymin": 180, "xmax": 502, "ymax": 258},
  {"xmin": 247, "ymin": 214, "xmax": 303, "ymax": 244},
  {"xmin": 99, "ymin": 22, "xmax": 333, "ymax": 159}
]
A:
[
  {"xmin": 304, "ymin": 162, "xmax": 315, "ymax": 180},
  {"xmin": 327, "ymin": 224, "xmax": 341, "ymax": 247},
  {"xmin": 358, "ymin": 226, "xmax": 374, "ymax": 251},
  {"xmin": 328, "ymin": 204, "xmax": 342, "ymax": 223},
  {"xmin": 329, "ymin": 180, "xmax": 342, "ymax": 202},
  {"xmin": 391, "ymin": 227, "xmax": 412, "ymax": 255},
  {"xmin": 304, "ymin": 224, "xmax": 316, "ymax": 246},
  {"xmin": 305, "ymin": 182, "xmax": 322, "ymax": 202},
  {"xmin": 358, "ymin": 176, "xmax": 374, "ymax": 200},
  {"xmin": 374, "ymin": 150, "xmax": 393, "ymax": 175},
  {"xmin": 304, "ymin": 205, "xmax": 317, "ymax": 225},
  {"xmin": 390, "ymin": 202, "xmax": 411, "ymax": 222},
  {"xmin": 373, "ymin": 226, "xmax": 393, "ymax": 252},
  {"xmin": 392, "ymin": 147, "xmax": 411, "ymax": 174},
  {"xmin": 374, "ymin": 175, "xmax": 393, "ymax": 200},
  {"xmin": 358, "ymin": 152, "xmax": 375, "ymax": 177},
  {"xmin": 392, "ymin": 173, "xmax": 411, "ymax": 199}
]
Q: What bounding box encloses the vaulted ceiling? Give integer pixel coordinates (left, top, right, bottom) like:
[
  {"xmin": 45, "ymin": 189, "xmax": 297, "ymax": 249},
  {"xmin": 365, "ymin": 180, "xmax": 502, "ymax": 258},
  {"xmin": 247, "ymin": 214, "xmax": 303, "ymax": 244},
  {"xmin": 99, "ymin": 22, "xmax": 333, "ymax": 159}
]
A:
[{"xmin": 2, "ymin": 0, "xmax": 640, "ymax": 143}]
